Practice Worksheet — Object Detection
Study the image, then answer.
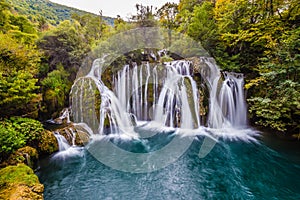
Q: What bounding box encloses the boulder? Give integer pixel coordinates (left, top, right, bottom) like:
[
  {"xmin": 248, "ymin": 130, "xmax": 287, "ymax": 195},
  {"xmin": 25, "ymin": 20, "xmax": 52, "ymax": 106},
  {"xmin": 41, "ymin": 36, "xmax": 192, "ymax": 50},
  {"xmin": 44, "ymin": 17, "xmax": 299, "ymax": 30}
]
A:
[
  {"xmin": 75, "ymin": 130, "xmax": 90, "ymax": 146},
  {"xmin": 37, "ymin": 130, "xmax": 59, "ymax": 157},
  {"xmin": 0, "ymin": 164, "xmax": 44, "ymax": 200}
]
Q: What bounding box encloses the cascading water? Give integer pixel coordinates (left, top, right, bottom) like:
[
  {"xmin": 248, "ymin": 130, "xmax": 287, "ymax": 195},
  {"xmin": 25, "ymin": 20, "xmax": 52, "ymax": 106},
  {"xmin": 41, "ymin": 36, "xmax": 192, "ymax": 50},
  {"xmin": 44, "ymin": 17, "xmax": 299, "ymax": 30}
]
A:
[
  {"xmin": 52, "ymin": 131, "xmax": 84, "ymax": 160},
  {"xmin": 70, "ymin": 56, "xmax": 249, "ymax": 137},
  {"xmin": 199, "ymin": 57, "xmax": 248, "ymax": 129},
  {"xmin": 71, "ymin": 59, "xmax": 204, "ymax": 136},
  {"xmin": 54, "ymin": 132, "xmax": 70, "ymax": 151},
  {"xmin": 59, "ymin": 108, "xmax": 71, "ymax": 124},
  {"xmin": 219, "ymin": 72, "xmax": 247, "ymax": 128},
  {"xmin": 153, "ymin": 61, "xmax": 200, "ymax": 129}
]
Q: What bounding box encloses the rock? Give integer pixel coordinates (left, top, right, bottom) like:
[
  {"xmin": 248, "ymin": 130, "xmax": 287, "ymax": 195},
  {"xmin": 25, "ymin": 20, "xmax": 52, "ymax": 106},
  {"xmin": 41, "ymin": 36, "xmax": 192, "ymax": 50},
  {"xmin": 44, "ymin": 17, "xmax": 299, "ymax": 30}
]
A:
[
  {"xmin": 0, "ymin": 146, "xmax": 38, "ymax": 169},
  {"xmin": 186, "ymin": 57, "xmax": 202, "ymax": 74},
  {"xmin": 38, "ymin": 130, "xmax": 59, "ymax": 157},
  {"xmin": 0, "ymin": 164, "xmax": 44, "ymax": 200},
  {"xmin": 9, "ymin": 184, "xmax": 44, "ymax": 200},
  {"xmin": 75, "ymin": 130, "xmax": 90, "ymax": 146},
  {"xmin": 55, "ymin": 124, "xmax": 91, "ymax": 146},
  {"xmin": 32, "ymin": 184, "xmax": 44, "ymax": 193},
  {"xmin": 57, "ymin": 125, "xmax": 75, "ymax": 145}
]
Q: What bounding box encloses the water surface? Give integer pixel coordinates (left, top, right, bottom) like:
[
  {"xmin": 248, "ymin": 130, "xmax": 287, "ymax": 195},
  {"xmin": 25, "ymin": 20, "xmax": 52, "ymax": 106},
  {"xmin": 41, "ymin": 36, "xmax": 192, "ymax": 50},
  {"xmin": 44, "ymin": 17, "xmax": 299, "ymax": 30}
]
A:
[{"xmin": 37, "ymin": 132, "xmax": 300, "ymax": 200}]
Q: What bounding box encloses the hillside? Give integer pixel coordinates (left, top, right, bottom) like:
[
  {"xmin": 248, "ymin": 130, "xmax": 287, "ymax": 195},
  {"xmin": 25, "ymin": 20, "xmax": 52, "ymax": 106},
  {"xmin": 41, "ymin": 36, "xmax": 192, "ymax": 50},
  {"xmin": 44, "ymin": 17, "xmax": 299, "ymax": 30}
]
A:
[{"xmin": 7, "ymin": 0, "xmax": 115, "ymax": 26}]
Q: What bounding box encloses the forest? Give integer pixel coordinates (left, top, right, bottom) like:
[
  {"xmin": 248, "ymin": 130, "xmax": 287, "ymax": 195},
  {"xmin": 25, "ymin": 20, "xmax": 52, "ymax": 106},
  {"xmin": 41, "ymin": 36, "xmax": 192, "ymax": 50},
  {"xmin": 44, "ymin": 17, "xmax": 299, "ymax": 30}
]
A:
[{"xmin": 0, "ymin": 0, "xmax": 299, "ymax": 179}]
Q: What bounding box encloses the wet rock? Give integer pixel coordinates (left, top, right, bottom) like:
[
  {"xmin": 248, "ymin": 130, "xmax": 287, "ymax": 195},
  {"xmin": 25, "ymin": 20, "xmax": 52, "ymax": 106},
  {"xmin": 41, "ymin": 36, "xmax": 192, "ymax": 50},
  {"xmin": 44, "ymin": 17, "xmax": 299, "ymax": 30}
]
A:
[
  {"xmin": 75, "ymin": 130, "xmax": 90, "ymax": 146},
  {"xmin": 186, "ymin": 57, "xmax": 201, "ymax": 74},
  {"xmin": 54, "ymin": 124, "xmax": 91, "ymax": 146},
  {"xmin": 47, "ymin": 108, "xmax": 71, "ymax": 125}
]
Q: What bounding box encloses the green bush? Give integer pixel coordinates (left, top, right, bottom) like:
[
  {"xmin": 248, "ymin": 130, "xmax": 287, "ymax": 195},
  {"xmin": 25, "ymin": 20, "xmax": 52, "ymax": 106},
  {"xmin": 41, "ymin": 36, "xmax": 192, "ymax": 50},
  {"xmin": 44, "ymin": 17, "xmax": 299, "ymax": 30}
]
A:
[
  {"xmin": 0, "ymin": 121, "xmax": 25, "ymax": 155},
  {"xmin": 9, "ymin": 117, "xmax": 44, "ymax": 142},
  {"xmin": 0, "ymin": 117, "xmax": 44, "ymax": 159}
]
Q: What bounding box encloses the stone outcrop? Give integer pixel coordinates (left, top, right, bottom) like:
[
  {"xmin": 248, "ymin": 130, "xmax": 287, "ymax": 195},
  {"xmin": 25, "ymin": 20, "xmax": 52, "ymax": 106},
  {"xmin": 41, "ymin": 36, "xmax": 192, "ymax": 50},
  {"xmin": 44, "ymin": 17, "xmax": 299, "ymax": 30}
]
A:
[
  {"xmin": 38, "ymin": 130, "xmax": 59, "ymax": 156},
  {"xmin": 0, "ymin": 164, "xmax": 44, "ymax": 200}
]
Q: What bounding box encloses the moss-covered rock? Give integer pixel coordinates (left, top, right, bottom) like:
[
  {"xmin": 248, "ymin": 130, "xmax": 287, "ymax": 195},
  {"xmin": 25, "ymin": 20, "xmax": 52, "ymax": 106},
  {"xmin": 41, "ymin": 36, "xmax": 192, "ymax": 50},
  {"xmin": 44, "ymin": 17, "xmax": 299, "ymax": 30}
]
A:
[
  {"xmin": 37, "ymin": 130, "xmax": 59, "ymax": 157},
  {"xmin": 0, "ymin": 164, "xmax": 44, "ymax": 200},
  {"xmin": 0, "ymin": 146, "xmax": 38, "ymax": 169}
]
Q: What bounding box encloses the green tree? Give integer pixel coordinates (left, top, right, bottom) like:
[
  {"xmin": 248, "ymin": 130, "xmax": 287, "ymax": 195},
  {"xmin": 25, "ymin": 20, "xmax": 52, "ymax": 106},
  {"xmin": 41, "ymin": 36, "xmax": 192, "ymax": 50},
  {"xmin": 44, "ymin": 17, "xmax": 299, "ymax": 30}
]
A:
[
  {"xmin": 37, "ymin": 20, "xmax": 90, "ymax": 117},
  {"xmin": 131, "ymin": 4, "xmax": 157, "ymax": 27},
  {"xmin": 38, "ymin": 20, "xmax": 90, "ymax": 80},
  {"xmin": 113, "ymin": 15, "xmax": 134, "ymax": 33},
  {"xmin": 41, "ymin": 64, "xmax": 71, "ymax": 115},
  {"xmin": 176, "ymin": 0, "xmax": 201, "ymax": 34},
  {"xmin": 71, "ymin": 13, "xmax": 108, "ymax": 45},
  {"xmin": 187, "ymin": 1, "xmax": 217, "ymax": 54},
  {"xmin": 247, "ymin": 26, "xmax": 300, "ymax": 132},
  {"xmin": 0, "ymin": 33, "xmax": 41, "ymax": 118},
  {"xmin": 156, "ymin": 2, "xmax": 178, "ymax": 46}
]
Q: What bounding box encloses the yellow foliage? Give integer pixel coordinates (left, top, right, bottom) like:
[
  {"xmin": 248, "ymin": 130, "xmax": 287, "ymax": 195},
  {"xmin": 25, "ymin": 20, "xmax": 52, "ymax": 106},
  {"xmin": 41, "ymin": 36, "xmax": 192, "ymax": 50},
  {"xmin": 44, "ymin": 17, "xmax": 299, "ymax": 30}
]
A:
[{"xmin": 245, "ymin": 77, "xmax": 266, "ymax": 90}]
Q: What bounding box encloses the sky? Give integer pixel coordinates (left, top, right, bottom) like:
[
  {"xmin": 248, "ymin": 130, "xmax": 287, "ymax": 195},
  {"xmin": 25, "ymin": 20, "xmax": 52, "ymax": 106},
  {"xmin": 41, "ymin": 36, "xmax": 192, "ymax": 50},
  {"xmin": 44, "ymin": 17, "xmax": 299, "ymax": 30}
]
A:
[{"xmin": 50, "ymin": 0, "xmax": 179, "ymax": 19}]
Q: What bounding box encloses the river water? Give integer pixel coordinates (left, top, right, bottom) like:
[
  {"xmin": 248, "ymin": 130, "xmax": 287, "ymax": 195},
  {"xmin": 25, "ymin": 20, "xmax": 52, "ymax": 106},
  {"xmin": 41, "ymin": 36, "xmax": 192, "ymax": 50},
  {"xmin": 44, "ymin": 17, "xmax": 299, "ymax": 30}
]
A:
[{"xmin": 37, "ymin": 131, "xmax": 300, "ymax": 200}]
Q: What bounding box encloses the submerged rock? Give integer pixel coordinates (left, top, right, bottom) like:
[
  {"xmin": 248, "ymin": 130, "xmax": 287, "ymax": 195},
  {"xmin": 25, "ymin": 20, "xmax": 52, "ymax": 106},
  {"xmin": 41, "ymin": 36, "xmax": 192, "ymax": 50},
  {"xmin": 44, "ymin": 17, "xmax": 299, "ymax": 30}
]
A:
[{"xmin": 0, "ymin": 164, "xmax": 44, "ymax": 200}]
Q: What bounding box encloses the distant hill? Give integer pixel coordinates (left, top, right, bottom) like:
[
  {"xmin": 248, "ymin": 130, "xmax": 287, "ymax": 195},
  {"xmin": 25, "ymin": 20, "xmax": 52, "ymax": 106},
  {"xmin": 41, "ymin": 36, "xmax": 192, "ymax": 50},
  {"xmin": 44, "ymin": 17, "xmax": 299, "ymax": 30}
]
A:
[{"xmin": 7, "ymin": 0, "xmax": 115, "ymax": 26}]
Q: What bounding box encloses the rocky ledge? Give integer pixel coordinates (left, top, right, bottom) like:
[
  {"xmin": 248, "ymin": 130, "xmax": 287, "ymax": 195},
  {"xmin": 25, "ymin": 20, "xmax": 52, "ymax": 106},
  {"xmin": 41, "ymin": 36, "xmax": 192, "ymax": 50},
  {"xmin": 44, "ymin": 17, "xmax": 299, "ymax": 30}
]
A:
[{"xmin": 0, "ymin": 164, "xmax": 44, "ymax": 200}]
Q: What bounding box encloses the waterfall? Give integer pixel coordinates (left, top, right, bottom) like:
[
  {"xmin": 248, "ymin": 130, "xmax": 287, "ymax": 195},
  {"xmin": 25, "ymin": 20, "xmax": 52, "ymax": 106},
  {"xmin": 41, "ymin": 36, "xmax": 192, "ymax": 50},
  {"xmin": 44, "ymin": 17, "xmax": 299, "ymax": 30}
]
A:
[
  {"xmin": 54, "ymin": 132, "xmax": 70, "ymax": 151},
  {"xmin": 52, "ymin": 132, "xmax": 83, "ymax": 159},
  {"xmin": 70, "ymin": 56, "xmax": 248, "ymax": 136},
  {"xmin": 59, "ymin": 108, "xmax": 71, "ymax": 124},
  {"xmin": 65, "ymin": 128, "xmax": 76, "ymax": 146},
  {"xmin": 219, "ymin": 72, "xmax": 247, "ymax": 128},
  {"xmin": 153, "ymin": 61, "xmax": 200, "ymax": 129},
  {"xmin": 200, "ymin": 57, "xmax": 247, "ymax": 129}
]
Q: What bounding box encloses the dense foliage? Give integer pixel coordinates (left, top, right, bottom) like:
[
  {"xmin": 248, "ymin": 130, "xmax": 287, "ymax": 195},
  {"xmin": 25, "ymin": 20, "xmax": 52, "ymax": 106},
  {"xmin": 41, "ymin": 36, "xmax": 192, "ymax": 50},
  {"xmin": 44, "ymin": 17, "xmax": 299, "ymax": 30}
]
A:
[
  {"xmin": 0, "ymin": 117, "xmax": 44, "ymax": 158},
  {"xmin": 0, "ymin": 1, "xmax": 41, "ymax": 118}
]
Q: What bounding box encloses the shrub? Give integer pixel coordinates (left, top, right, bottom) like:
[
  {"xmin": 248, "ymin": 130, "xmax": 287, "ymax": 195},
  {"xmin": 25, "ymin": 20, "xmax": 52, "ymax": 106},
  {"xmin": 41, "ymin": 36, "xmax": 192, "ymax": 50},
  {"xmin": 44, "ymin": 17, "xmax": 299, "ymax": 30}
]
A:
[
  {"xmin": 0, "ymin": 117, "xmax": 44, "ymax": 161},
  {"xmin": 0, "ymin": 121, "xmax": 25, "ymax": 157}
]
